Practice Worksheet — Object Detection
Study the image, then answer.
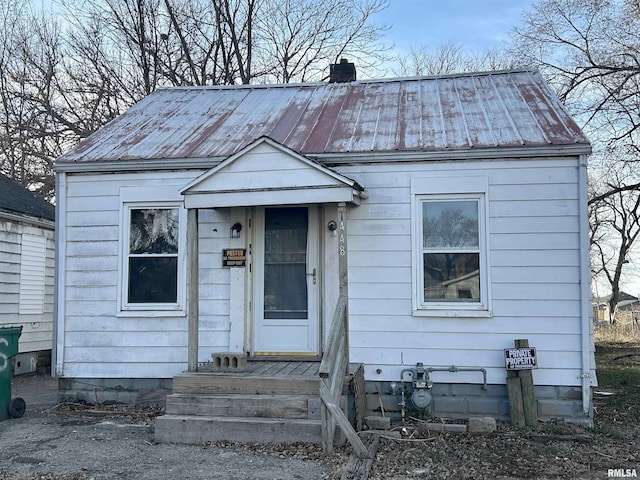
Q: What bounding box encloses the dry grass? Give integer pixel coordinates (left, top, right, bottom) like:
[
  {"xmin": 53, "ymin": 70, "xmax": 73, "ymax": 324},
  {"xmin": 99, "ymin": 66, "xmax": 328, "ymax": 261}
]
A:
[{"xmin": 594, "ymin": 316, "xmax": 640, "ymax": 343}]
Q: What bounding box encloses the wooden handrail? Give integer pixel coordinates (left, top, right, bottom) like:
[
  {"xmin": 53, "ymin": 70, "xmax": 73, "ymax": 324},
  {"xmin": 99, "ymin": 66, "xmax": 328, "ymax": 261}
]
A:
[
  {"xmin": 319, "ymin": 295, "xmax": 347, "ymax": 378},
  {"xmin": 319, "ymin": 295, "xmax": 369, "ymax": 458}
]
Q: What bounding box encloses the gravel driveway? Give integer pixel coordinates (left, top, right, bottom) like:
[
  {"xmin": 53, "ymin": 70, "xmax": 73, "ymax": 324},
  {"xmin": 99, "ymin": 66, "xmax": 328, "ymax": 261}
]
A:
[{"xmin": 0, "ymin": 374, "xmax": 329, "ymax": 480}]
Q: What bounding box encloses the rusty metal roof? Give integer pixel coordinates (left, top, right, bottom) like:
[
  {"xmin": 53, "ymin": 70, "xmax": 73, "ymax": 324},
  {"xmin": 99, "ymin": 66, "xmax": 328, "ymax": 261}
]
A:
[{"xmin": 56, "ymin": 70, "xmax": 589, "ymax": 166}]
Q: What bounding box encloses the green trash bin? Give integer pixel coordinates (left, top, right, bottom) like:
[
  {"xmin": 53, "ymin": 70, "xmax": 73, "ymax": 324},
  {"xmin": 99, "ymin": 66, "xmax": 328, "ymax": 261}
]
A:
[{"xmin": 0, "ymin": 326, "xmax": 26, "ymax": 421}]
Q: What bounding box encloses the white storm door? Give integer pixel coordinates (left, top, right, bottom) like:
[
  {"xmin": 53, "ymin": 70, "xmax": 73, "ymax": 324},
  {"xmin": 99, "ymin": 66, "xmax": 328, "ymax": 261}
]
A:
[{"xmin": 253, "ymin": 206, "xmax": 320, "ymax": 356}]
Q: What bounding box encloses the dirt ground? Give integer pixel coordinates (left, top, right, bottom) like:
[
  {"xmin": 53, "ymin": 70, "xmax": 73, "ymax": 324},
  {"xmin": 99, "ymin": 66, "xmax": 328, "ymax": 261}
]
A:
[
  {"xmin": 1, "ymin": 342, "xmax": 639, "ymax": 480},
  {"xmin": 359, "ymin": 342, "xmax": 639, "ymax": 480},
  {"xmin": 0, "ymin": 375, "xmax": 329, "ymax": 480}
]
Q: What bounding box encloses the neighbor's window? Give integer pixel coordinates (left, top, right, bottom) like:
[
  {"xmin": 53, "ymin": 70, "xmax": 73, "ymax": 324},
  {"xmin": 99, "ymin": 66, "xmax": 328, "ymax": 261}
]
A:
[{"xmin": 126, "ymin": 207, "xmax": 179, "ymax": 306}]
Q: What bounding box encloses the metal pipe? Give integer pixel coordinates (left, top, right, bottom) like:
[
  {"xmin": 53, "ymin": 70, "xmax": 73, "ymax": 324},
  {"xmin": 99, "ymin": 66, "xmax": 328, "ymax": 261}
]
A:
[
  {"xmin": 425, "ymin": 365, "xmax": 488, "ymax": 390},
  {"xmin": 578, "ymin": 153, "xmax": 595, "ymax": 418},
  {"xmin": 400, "ymin": 364, "xmax": 488, "ymax": 390}
]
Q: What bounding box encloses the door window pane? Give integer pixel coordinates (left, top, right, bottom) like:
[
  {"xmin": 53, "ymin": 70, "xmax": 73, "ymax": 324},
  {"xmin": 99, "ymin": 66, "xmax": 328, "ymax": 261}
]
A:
[{"xmin": 264, "ymin": 207, "xmax": 308, "ymax": 319}]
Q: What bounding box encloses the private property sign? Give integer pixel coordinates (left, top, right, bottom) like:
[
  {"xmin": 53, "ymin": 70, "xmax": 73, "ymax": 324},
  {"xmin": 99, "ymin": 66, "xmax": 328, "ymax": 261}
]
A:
[{"xmin": 504, "ymin": 347, "xmax": 537, "ymax": 370}]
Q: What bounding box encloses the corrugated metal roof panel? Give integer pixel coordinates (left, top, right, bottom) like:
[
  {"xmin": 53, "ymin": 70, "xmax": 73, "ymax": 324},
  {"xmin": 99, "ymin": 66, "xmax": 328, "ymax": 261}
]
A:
[{"xmin": 56, "ymin": 70, "xmax": 589, "ymax": 165}]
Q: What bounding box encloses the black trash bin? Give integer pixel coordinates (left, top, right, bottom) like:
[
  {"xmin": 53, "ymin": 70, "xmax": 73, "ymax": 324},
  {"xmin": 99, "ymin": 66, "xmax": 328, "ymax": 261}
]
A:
[{"xmin": 0, "ymin": 326, "xmax": 26, "ymax": 420}]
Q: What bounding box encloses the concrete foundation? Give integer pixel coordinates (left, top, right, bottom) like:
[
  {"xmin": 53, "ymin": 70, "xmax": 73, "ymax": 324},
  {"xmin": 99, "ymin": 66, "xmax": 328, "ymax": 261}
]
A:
[
  {"xmin": 363, "ymin": 381, "xmax": 593, "ymax": 427},
  {"xmin": 58, "ymin": 377, "xmax": 173, "ymax": 406},
  {"xmin": 57, "ymin": 376, "xmax": 594, "ymax": 428}
]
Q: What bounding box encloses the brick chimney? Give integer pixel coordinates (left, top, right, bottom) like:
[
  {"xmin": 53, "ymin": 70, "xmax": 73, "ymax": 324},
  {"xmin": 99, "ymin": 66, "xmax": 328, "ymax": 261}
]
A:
[{"xmin": 329, "ymin": 58, "xmax": 356, "ymax": 83}]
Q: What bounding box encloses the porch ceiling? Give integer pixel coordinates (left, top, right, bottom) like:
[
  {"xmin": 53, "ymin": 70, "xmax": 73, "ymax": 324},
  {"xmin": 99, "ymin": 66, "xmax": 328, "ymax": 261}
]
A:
[{"xmin": 180, "ymin": 136, "xmax": 365, "ymax": 208}]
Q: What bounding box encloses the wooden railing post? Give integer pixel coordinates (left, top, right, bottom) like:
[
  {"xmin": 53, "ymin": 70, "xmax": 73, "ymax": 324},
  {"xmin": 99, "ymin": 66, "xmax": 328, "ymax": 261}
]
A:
[
  {"xmin": 318, "ymin": 203, "xmax": 369, "ymax": 458},
  {"xmin": 187, "ymin": 208, "xmax": 199, "ymax": 372},
  {"xmin": 337, "ymin": 202, "xmax": 349, "ymax": 373}
]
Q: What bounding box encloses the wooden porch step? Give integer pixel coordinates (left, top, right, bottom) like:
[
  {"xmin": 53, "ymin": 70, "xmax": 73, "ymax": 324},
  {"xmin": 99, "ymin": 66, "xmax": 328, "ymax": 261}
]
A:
[
  {"xmin": 154, "ymin": 414, "xmax": 322, "ymax": 445},
  {"xmin": 155, "ymin": 363, "xmax": 328, "ymax": 445},
  {"xmin": 172, "ymin": 372, "xmax": 320, "ymax": 395},
  {"xmin": 165, "ymin": 393, "xmax": 321, "ymax": 420}
]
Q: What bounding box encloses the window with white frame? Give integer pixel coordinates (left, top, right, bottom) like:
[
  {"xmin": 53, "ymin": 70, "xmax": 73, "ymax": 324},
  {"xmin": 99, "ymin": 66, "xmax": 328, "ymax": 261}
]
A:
[
  {"xmin": 122, "ymin": 204, "xmax": 182, "ymax": 310},
  {"xmin": 412, "ymin": 177, "xmax": 490, "ymax": 316}
]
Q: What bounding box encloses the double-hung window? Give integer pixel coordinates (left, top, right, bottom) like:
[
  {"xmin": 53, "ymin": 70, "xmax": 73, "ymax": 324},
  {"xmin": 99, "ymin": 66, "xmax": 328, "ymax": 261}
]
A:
[
  {"xmin": 121, "ymin": 203, "xmax": 184, "ymax": 312},
  {"xmin": 412, "ymin": 177, "xmax": 491, "ymax": 316}
]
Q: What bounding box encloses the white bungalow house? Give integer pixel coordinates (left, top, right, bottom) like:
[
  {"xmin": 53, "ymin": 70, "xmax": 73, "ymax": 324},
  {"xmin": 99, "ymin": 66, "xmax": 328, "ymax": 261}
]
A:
[
  {"xmin": 53, "ymin": 67, "xmax": 594, "ymax": 443},
  {"xmin": 0, "ymin": 173, "xmax": 55, "ymax": 375}
]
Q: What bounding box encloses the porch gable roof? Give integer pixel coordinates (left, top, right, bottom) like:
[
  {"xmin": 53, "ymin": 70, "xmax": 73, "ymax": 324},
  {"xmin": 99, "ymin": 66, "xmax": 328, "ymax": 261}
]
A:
[{"xmin": 180, "ymin": 136, "xmax": 365, "ymax": 208}]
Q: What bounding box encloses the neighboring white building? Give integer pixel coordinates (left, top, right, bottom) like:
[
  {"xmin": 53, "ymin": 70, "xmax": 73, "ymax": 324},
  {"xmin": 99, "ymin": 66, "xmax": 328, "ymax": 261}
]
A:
[
  {"xmin": 0, "ymin": 173, "xmax": 55, "ymax": 374},
  {"xmin": 53, "ymin": 69, "xmax": 595, "ymax": 424}
]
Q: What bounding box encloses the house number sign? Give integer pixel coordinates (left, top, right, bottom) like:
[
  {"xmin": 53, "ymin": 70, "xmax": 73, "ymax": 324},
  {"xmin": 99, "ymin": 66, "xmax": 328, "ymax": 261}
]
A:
[
  {"xmin": 222, "ymin": 248, "xmax": 246, "ymax": 267},
  {"xmin": 339, "ymin": 212, "xmax": 346, "ymax": 256}
]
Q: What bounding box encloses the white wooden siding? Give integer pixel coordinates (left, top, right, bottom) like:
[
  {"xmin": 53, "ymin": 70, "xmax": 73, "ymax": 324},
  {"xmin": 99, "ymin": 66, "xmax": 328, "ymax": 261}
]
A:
[
  {"xmin": 60, "ymin": 156, "xmax": 586, "ymax": 388},
  {"xmin": 193, "ymin": 142, "xmax": 343, "ymax": 191},
  {"xmin": 0, "ymin": 221, "xmax": 54, "ymax": 353},
  {"xmin": 61, "ymin": 171, "xmax": 228, "ymax": 379},
  {"xmin": 337, "ymin": 157, "xmax": 585, "ymax": 387}
]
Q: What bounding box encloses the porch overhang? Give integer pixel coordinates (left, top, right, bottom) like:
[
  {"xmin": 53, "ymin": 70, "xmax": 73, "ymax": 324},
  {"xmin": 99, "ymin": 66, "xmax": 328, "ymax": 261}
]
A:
[
  {"xmin": 183, "ymin": 185, "xmax": 362, "ymax": 208},
  {"xmin": 180, "ymin": 136, "xmax": 365, "ymax": 208}
]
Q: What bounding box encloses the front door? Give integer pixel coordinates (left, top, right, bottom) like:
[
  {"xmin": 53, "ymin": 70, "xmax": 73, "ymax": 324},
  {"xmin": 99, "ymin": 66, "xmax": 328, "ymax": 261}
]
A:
[{"xmin": 252, "ymin": 206, "xmax": 320, "ymax": 356}]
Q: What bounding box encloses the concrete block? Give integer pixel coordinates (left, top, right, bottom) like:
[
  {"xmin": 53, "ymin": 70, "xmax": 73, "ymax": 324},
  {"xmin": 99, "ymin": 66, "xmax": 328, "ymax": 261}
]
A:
[
  {"xmin": 468, "ymin": 416, "xmax": 497, "ymax": 433},
  {"xmin": 537, "ymin": 399, "xmax": 579, "ymax": 418},
  {"xmin": 365, "ymin": 381, "xmax": 390, "ymax": 394},
  {"xmin": 365, "ymin": 415, "xmax": 391, "ymax": 430},
  {"xmin": 103, "ymin": 378, "xmax": 135, "ymax": 389},
  {"xmin": 430, "ymin": 383, "xmax": 451, "ymax": 396},
  {"xmin": 450, "ymin": 383, "xmax": 486, "ymax": 397},
  {"xmin": 432, "ymin": 397, "xmax": 466, "ymax": 414},
  {"xmin": 365, "ymin": 393, "xmax": 399, "ymax": 414},
  {"xmin": 423, "ymin": 423, "xmax": 467, "ymax": 433},
  {"xmin": 557, "ymin": 387, "xmax": 582, "ymax": 400},
  {"xmin": 534, "ymin": 385, "xmax": 557, "ymax": 399},
  {"xmin": 211, "ymin": 352, "xmax": 248, "ymax": 372},
  {"xmin": 137, "ymin": 388, "xmax": 171, "ymax": 406},
  {"xmin": 467, "ymin": 398, "xmax": 503, "ymax": 416},
  {"xmin": 112, "ymin": 391, "xmax": 137, "ymax": 405}
]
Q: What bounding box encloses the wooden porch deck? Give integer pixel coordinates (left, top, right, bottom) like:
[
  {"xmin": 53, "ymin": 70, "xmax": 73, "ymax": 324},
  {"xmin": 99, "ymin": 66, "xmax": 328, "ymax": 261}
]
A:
[
  {"xmin": 155, "ymin": 361, "xmax": 329, "ymax": 445},
  {"xmin": 211, "ymin": 360, "xmax": 321, "ymax": 377}
]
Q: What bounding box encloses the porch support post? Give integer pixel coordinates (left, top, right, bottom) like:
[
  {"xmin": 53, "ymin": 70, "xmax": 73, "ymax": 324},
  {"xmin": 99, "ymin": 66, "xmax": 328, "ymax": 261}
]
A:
[
  {"xmin": 187, "ymin": 208, "xmax": 199, "ymax": 372},
  {"xmin": 338, "ymin": 202, "xmax": 349, "ymax": 373}
]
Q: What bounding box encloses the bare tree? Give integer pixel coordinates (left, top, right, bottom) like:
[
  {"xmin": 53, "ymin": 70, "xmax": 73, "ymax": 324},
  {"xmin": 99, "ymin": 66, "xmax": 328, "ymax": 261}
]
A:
[
  {"xmin": 392, "ymin": 41, "xmax": 517, "ymax": 77},
  {"xmin": 0, "ymin": 0, "xmax": 389, "ymax": 197},
  {"xmin": 589, "ymin": 163, "xmax": 640, "ymax": 317},
  {"xmin": 513, "ymin": 0, "xmax": 640, "ymax": 302},
  {"xmin": 0, "ymin": 3, "xmax": 67, "ymax": 198},
  {"xmin": 63, "ymin": 0, "xmax": 387, "ymax": 86},
  {"xmin": 513, "ymin": 0, "xmax": 640, "ymax": 158},
  {"xmin": 256, "ymin": 0, "xmax": 388, "ymax": 83}
]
